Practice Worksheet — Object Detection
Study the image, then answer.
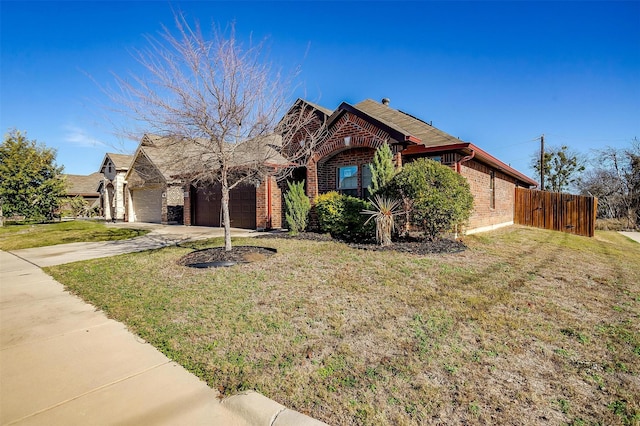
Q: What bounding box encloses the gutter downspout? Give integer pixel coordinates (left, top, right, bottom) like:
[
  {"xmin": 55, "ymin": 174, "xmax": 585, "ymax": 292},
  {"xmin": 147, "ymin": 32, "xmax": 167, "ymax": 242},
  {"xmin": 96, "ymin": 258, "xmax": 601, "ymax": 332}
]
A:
[{"xmin": 456, "ymin": 149, "xmax": 475, "ymax": 174}]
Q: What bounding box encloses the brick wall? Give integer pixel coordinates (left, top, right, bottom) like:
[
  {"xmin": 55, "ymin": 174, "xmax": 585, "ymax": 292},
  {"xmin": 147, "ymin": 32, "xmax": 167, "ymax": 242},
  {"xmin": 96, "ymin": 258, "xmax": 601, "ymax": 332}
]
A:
[
  {"xmin": 183, "ymin": 183, "xmax": 192, "ymax": 226},
  {"xmin": 311, "ymin": 113, "xmax": 389, "ymax": 163},
  {"xmin": 256, "ymin": 177, "xmax": 282, "ymax": 230},
  {"xmin": 311, "ymin": 112, "xmax": 393, "ymax": 198},
  {"xmin": 460, "ymin": 159, "xmax": 516, "ymax": 231},
  {"xmin": 318, "ymin": 148, "xmax": 376, "ymax": 197}
]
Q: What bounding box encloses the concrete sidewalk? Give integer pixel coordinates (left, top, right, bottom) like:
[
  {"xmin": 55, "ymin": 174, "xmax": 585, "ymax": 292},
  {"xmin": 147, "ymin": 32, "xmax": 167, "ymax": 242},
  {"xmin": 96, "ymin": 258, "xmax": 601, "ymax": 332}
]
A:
[
  {"xmin": 619, "ymin": 231, "xmax": 640, "ymax": 244},
  {"xmin": 1, "ymin": 235, "xmax": 326, "ymax": 425}
]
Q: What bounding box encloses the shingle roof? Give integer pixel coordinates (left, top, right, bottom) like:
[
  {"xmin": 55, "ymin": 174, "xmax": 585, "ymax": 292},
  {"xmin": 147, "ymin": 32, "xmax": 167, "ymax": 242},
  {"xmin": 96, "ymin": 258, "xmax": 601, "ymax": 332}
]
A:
[
  {"xmin": 64, "ymin": 172, "xmax": 104, "ymax": 195},
  {"xmin": 354, "ymin": 99, "xmax": 461, "ymax": 147},
  {"xmin": 130, "ymin": 133, "xmax": 289, "ymax": 183},
  {"xmin": 307, "ymin": 98, "xmax": 537, "ymax": 186},
  {"xmin": 105, "ymin": 153, "xmax": 134, "ymax": 170},
  {"xmin": 299, "ymin": 99, "xmax": 333, "ymax": 117}
]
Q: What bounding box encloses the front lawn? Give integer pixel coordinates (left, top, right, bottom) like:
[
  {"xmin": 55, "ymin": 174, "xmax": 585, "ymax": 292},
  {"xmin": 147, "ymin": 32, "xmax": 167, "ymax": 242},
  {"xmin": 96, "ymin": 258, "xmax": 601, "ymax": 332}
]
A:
[
  {"xmin": 0, "ymin": 220, "xmax": 150, "ymax": 250},
  {"xmin": 45, "ymin": 227, "xmax": 640, "ymax": 425}
]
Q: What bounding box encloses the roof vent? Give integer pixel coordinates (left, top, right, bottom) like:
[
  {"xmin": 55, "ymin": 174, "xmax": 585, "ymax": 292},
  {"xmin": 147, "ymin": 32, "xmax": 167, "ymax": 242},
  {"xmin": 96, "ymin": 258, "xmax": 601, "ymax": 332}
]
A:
[{"xmin": 381, "ymin": 98, "xmax": 390, "ymax": 106}]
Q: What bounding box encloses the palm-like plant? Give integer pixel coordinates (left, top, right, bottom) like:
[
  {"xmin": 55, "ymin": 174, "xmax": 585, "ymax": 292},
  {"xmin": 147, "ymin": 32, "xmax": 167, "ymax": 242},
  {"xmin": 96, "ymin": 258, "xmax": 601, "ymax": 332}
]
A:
[{"xmin": 362, "ymin": 195, "xmax": 404, "ymax": 246}]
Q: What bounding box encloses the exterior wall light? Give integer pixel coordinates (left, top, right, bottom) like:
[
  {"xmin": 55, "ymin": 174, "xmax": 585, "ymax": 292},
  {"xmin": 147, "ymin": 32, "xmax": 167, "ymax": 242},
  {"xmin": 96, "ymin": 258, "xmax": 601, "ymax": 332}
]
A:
[{"xmin": 344, "ymin": 136, "xmax": 351, "ymax": 146}]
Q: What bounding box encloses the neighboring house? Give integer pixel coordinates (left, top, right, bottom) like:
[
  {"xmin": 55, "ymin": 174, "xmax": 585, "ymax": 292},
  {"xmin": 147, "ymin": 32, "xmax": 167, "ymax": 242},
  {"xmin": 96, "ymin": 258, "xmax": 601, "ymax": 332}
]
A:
[
  {"xmin": 125, "ymin": 98, "xmax": 537, "ymax": 234},
  {"xmin": 62, "ymin": 172, "xmax": 104, "ymax": 215},
  {"xmin": 124, "ymin": 134, "xmax": 187, "ymax": 224},
  {"xmin": 98, "ymin": 153, "xmax": 133, "ymax": 221},
  {"xmin": 296, "ymin": 98, "xmax": 537, "ymax": 234}
]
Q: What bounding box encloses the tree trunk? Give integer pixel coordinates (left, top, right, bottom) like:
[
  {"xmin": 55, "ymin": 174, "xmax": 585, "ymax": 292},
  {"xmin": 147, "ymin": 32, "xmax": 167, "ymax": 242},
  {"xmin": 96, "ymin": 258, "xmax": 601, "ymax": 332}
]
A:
[{"xmin": 221, "ymin": 170, "xmax": 232, "ymax": 251}]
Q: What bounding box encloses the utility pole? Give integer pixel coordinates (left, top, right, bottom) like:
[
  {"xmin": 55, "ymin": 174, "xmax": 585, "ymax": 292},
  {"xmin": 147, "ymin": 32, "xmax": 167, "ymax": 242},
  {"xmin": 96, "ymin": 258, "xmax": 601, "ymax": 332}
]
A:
[{"xmin": 540, "ymin": 134, "xmax": 545, "ymax": 191}]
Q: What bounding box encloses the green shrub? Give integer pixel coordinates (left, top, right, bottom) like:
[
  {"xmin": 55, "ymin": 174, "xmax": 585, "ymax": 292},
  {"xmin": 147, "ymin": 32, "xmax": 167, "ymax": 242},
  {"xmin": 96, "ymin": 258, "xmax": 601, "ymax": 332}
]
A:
[
  {"xmin": 387, "ymin": 158, "xmax": 473, "ymax": 238},
  {"xmin": 314, "ymin": 191, "xmax": 373, "ymax": 241},
  {"xmin": 284, "ymin": 180, "xmax": 311, "ymax": 235}
]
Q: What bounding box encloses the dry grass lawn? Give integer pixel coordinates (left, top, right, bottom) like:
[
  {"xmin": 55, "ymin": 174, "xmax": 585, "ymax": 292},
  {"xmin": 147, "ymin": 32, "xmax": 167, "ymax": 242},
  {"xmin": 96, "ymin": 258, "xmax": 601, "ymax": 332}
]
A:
[
  {"xmin": 46, "ymin": 226, "xmax": 640, "ymax": 425},
  {"xmin": 0, "ymin": 220, "xmax": 149, "ymax": 250}
]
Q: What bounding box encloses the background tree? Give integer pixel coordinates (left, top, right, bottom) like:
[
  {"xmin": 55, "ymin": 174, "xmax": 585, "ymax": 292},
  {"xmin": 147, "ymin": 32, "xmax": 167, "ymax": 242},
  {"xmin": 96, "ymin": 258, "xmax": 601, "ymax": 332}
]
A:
[
  {"xmin": 580, "ymin": 138, "xmax": 640, "ymax": 229},
  {"xmin": 387, "ymin": 158, "xmax": 473, "ymax": 239},
  {"xmin": 531, "ymin": 145, "xmax": 585, "ymax": 192},
  {"xmin": 110, "ymin": 14, "xmax": 321, "ymax": 250},
  {"xmin": 368, "ymin": 144, "xmax": 395, "ymax": 196},
  {"xmin": 0, "ymin": 130, "xmax": 66, "ymax": 223}
]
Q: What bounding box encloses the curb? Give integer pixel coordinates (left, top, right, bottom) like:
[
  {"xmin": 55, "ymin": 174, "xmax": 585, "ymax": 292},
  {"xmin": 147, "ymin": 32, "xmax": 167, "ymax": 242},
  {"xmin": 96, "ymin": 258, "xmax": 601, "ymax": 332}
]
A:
[{"xmin": 222, "ymin": 391, "xmax": 328, "ymax": 426}]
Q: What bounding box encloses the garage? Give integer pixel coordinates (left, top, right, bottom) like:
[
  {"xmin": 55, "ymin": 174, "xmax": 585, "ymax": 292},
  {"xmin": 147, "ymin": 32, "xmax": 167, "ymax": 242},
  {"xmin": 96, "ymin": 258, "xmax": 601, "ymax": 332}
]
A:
[
  {"xmin": 192, "ymin": 183, "xmax": 256, "ymax": 229},
  {"xmin": 131, "ymin": 189, "xmax": 163, "ymax": 223}
]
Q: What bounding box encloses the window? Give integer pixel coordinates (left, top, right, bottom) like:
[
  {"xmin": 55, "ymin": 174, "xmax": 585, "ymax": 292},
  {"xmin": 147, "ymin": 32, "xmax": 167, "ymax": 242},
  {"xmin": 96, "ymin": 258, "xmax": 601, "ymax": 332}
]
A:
[
  {"xmin": 362, "ymin": 164, "xmax": 372, "ymax": 199},
  {"xmin": 490, "ymin": 170, "xmax": 496, "ymax": 209},
  {"xmin": 338, "ymin": 165, "xmax": 358, "ymax": 196}
]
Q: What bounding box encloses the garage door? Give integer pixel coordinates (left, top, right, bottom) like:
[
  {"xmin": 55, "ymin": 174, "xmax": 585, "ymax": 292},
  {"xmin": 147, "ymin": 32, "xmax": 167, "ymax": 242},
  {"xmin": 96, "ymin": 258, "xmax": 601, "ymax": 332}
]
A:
[
  {"xmin": 192, "ymin": 183, "xmax": 256, "ymax": 229},
  {"xmin": 132, "ymin": 189, "xmax": 163, "ymax": 223}
]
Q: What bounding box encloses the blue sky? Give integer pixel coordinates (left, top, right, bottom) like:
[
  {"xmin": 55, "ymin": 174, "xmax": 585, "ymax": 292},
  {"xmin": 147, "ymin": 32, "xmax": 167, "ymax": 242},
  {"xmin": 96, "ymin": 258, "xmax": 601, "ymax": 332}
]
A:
[{"xmin": 1, "ymin": 1, "xmax": 639, "ymax": 177}]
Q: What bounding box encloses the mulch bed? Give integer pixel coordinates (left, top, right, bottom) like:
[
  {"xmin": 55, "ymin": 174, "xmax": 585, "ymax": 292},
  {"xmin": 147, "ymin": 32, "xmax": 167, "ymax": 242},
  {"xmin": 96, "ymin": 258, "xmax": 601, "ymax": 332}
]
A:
[
  {"xmin": 258, "ymin": 231, "xmax": 467, "ymax": 255},
  {"xmin": 177, "ymin": 232, "xmax": 466, "ymax": 267},
  {"xmin": 177, "ymin": 246, "xmax": 277, "ymax": 266}
]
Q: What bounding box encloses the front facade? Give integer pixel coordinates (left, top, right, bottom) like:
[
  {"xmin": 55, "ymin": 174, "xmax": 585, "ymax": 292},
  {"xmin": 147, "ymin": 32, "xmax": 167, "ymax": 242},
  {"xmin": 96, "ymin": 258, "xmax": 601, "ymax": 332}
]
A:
[
  {"xmin": 125, "ymin": 99, "xmax": 536, "ymax": 234},
  {"xmin": 294, "ymin": 98, "xmax": 537, "ymax": 234}
]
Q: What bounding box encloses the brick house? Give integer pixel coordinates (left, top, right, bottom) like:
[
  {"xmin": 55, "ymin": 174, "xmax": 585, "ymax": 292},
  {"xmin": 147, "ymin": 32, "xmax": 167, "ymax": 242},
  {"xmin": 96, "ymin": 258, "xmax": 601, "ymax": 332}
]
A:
[
  {"xmin": 125, "ymin": 98, "xmax": 536, "ymax": 234},
  {"xmin": 287, "ymin": 98, "xmax": 537, "ymax": 234}
]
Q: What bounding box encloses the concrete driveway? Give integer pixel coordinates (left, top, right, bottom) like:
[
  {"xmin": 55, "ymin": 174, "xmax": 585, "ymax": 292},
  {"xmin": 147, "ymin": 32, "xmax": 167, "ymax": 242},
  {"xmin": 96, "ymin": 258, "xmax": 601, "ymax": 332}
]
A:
[{"xmin": 10, "ymin": 223, "xmax": 259, "ymax": 267}]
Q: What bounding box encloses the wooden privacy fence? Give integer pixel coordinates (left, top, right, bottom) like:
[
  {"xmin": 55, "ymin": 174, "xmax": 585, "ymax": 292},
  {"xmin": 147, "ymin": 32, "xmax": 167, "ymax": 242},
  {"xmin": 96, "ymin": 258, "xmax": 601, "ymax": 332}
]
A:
[{"xmin": 514, "ymin": 188, "xmax": 598, "ymax": 237}]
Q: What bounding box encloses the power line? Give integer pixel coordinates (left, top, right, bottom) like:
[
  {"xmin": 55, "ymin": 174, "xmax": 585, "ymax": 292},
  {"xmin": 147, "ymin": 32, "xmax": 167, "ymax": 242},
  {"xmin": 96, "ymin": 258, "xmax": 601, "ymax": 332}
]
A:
[{"xmin": 488, "ymin": 136, "xmax": 541, "ymax": 152}]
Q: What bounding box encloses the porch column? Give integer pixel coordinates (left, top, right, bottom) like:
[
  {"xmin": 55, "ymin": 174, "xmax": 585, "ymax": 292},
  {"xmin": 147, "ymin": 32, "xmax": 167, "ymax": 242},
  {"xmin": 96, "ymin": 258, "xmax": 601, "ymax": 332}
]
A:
[
  {"xmin": 126, "ymin": 188, "xmax": 135, "ymax": 222},
  {"xmin": 183, "ymin": 183, "xmax": 192, "ymax": 226},
  {"xmin": 103, "ymin": 180, "xmax": 112, "ymax": 221},
  {"xmin": 306, "ymin": 161, "xmax": 319, "ymax": 200}
]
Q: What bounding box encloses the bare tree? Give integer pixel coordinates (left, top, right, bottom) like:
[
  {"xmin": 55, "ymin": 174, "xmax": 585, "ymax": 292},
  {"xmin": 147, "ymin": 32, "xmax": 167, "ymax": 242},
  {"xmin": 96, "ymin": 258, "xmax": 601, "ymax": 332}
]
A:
[
  {"xmin": 581, "ymin": 138, "xmax": 640, "ymax": 229},
  {"xmin": 109, "ymin": 14, "xmax": 323, "ymax": 250}
]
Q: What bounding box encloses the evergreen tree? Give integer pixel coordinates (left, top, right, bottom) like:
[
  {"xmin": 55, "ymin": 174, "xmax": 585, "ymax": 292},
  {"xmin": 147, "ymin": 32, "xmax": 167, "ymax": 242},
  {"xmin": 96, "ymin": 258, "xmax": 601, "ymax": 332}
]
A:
[
  {"xmin": 0, "ymin": 130, "xmax": 66, "ymax": 222},
  {"xmin": 284, "ymin": 180, "xmax": 311, "ymax": 235},
  {"xmin": 368, "ymin": 144, "xmax": 395, "ymax": 196}
]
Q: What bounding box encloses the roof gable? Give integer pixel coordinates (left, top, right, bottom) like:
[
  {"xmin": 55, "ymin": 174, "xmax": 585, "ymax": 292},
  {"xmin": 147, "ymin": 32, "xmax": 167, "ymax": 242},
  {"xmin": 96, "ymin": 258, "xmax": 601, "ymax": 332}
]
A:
[{"xmin": 100, "ymin": 152, "xmax": 134, "ymax": 173}]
